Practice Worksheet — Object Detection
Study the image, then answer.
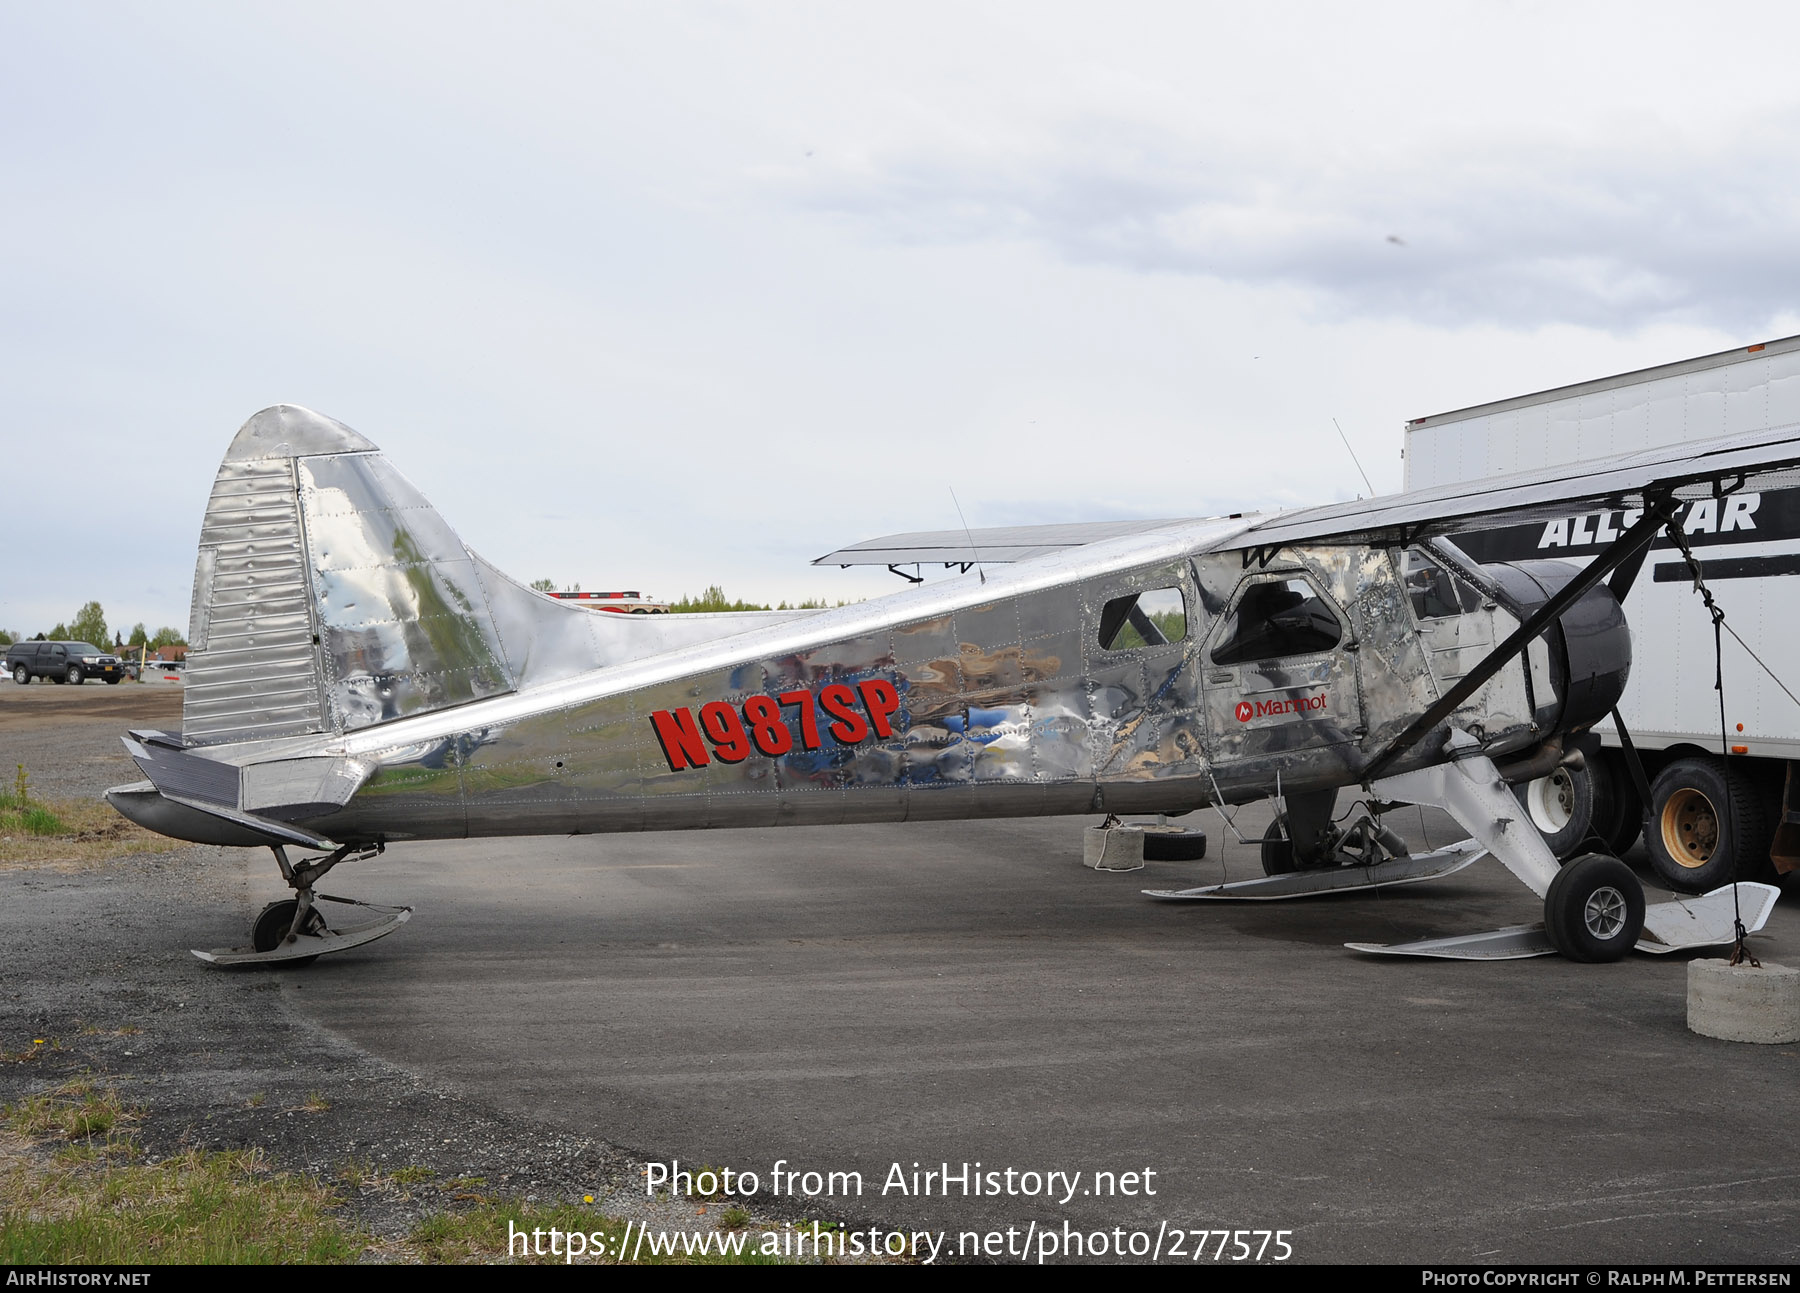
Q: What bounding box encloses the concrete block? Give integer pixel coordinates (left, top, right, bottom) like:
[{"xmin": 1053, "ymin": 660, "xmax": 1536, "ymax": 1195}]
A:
[
  {"xmin": 1687, "ymin": 958, "xmax": 1800, "ymax": 1044},
  {"xmin": 1083, "ymin": 826, "xmax": 1145, "ymax": 871}
]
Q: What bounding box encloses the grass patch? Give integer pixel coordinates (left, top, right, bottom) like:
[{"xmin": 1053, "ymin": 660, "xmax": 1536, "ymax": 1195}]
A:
[
  {"xmin": 1, "ymin": 1082, "xmax": 360, "ymax": 1264},
  {"xmin": 407, "ymin": 1199, "xmax": 786, "ymax": 1264},
  {"xmin": 2, "ymin": 1080, "xmax": 361, "ymax": 1267},
  {"xmin": 6, "ymin": 1079, "xmax": 131, "ymax": 1141},
  {"xmin": 0, "ymin": 1141, "xmax": 362, "ymax": 1263},
  {"xmin": 1, "ymin": 1038, "xmax": 59, "ymax": 1065},
  {"xmin": 0, "ymin": 793, "xmax": 186, "ymax": 869},
  {"xmin": 0, "ymin": 1087, "xmax": 818, "ymax": 1264}
]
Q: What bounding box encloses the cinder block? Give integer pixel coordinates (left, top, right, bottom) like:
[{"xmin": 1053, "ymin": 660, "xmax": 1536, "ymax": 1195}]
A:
[{"xmin": 1687, "ymin": 959, "xmax": 1800, "ymax": 1044}]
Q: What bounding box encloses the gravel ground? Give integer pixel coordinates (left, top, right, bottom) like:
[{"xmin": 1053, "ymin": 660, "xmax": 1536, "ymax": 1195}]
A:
[{"xmin": 0, "ymin": 682, "xmax": 879, "ymax": 1260}]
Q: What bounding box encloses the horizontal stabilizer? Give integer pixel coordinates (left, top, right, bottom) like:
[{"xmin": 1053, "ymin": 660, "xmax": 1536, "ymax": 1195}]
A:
[{"xmin": 118, "ymin": 739, "xmax": 342, "ymax": 848}]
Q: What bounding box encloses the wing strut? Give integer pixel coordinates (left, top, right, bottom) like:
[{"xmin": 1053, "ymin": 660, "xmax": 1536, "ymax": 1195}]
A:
[{"xmin": 1362, "ymin": 498, "xmax": 1672, "ymax": 782}]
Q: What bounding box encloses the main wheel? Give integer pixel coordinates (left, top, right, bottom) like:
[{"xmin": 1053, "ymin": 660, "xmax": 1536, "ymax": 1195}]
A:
[
  {"xmin": 1516, "ymin": 764, "xmax": 1593, "ymax": 860},
  {"xmin": 11, "ymin": 665, "xmax": 26, "ymax": 685},
  {"xmin": 105, "ymin": 675, "xmax": 121, "ymax": 685},
  {"xmin": 1261, "ymin": 818, "xmax": 1297, "ymax": 875},
  {"xmin": 1643, "ymin": 756, "xmax": 1770, "ymax": 892},
  {"xmin": 251, "ymin": 899, "xmax": 323, "ymax": 965},
  {"xmin": 1543, "ymin": 853, "xmax": 1645, "ymax": 962},
  {"xmin": 65, "ymin": 665, "xmax": 82, "ymax": 685}
]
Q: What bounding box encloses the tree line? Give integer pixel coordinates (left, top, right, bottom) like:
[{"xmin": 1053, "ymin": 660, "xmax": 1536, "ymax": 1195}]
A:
[{"xmin": 0, "ymin": 602, "xmax": 183, "ymax": 651}]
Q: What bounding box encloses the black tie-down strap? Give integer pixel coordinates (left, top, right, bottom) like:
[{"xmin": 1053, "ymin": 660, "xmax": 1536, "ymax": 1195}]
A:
[{"xmin": 1660, "ymin": 519, "xmax": 1760, "ymax": 969}]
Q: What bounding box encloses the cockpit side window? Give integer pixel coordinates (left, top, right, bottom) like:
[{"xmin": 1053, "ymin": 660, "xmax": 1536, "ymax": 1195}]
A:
[
  {"xmin": 1210, "ymin": 576, "xmax": 1342, "ymax": 665},
  {"xmin": 1402, "ymin": 548, "xmax": 1483, "ymax": 621},
  {"xmin": 1098, "ymin": 587, "xmax": 1187, "ymax": 651}
]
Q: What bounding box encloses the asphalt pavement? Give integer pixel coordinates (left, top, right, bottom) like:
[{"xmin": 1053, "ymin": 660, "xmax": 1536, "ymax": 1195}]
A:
[{"xmin": 267, "ymin": 809, "xmax": 1800, "ymax": 1264}]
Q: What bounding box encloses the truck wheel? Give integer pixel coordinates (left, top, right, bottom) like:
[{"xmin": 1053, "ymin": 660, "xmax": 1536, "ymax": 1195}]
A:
[
  {"xmin": 1516, "ymin": 764, "xmax": 1593, "ymax": 860},
  {"xmin": 65, "ymin": 666, "xmax": 83, "ymax": 685},
  {"xmin": 1543, "ymin": 853, "xmax": 1644, "ymax": 962},
  {"xmin": 1643, "ymin": 756, "xmax": 1770, "ymax": 892},
  {"xmin": 11, "ymin": 665, "xmax": 26, "ymax": 685},
  {"xmin": 1592, "ymin": 750, "xmax": 1643, "ymax": 856}
]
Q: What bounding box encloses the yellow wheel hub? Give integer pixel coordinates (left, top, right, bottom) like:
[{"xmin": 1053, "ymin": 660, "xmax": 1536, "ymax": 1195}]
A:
[{"xmin": 1660, "ymin": 787, "xmax": 1719, "ymax": 869}]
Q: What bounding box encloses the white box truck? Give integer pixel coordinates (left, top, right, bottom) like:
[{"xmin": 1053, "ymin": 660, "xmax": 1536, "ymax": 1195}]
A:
[{"xmin": 1403, "ymin": 336, "xmax": 1800, "ymax": 894}]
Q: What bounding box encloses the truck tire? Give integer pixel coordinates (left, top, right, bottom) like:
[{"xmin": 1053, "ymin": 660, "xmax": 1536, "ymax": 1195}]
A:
[
  {"xmin": 1515, "ymin": 764, "xmax": 1593, "ymax": 861},
  {"xmin": 1605, "ymin": 749, "xmax": 1648, "ymax": 860},
  {"xmin": 1588, "ymin": 750, "xmax": 1643, "ymax": 857},
  {"xmin": 1643, "ymin": 755, "xmax": 1771, "ymax": 892}
]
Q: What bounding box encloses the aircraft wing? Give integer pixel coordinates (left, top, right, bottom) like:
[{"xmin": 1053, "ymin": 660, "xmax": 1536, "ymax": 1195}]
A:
[
  {"xmin": 817, "ymin": 425, "xmax": 1800, "ymax": 570},
  {"xmin": 1238, "ymin": 422, "xmax": 1800, "ymax": 549},
  {"xmin": 813, "ymin": 518, "xmax": 1208, "ymax": 568}
]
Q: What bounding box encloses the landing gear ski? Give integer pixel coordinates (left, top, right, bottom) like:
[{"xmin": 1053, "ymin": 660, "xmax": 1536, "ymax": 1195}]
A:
[{"xmin": 192, "ymin": 843, "xmax": 410, "ymax": 967}]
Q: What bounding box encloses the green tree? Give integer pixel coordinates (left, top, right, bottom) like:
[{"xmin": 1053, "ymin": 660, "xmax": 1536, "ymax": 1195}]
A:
[
  {"xmin": 68, "ymin": 602, "xmax": 108, "ymax": 648},
  {"xmin": 127, "ymin": 623, "xmax": 148, "ymax": 647},
  {"xmin": 0, "ymin": 629, "xmax": 15, "ymax": 646},
  {"xmin": 48, "ymin": 623, "xmax": 69, "ymax": 640},
  {"xmin": 529, "ymin": 578, "xmax": 557, "ymax": 592},
  {"xmin": 149, "ymin": 627, "xmax": 185, "ymax": 650},
  {"xmin": 667, "ymin": 585, "xmax": 773, "ymax": 614}
]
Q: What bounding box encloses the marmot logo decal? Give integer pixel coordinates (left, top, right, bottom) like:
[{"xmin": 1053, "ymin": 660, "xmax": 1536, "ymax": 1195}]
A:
[{"xmin": 1236, "ymin": 693, "xmax": 1327, "ymax": 722}]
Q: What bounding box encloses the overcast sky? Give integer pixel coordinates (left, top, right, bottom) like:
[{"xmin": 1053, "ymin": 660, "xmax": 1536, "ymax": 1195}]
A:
[{"xmin": 5, "ymin": 1, "xmax": 1799, "ymax": 639}]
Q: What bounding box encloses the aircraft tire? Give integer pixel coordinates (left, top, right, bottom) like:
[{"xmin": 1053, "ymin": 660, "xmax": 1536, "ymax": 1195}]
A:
[
  {"xmin": 1643, "ymin": 756, "xmax": 1771, "ymax": 892},
  {"xmin": 1543, "ymin": 853, "xmax": 1644, "ymax": 963},
  {"xmin": 1514, "ymin": 764, "xmax": 1593, "ymax": 861},
  {"xmin": 252, "ymin": 899, "xmax": 320, "ymax": 967},
  {"xmin": 1143, "ymin": 828, "xmax": 1207, "ymax": 862},
  {"xmin": 1260, "ymin": 819, "xmax": 1297, "ymax": 875}
]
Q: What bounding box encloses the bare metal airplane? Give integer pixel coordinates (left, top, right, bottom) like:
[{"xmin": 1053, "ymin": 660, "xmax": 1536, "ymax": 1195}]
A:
[{"xmin": 107, "ymin": 406, "xmax": 1795, "ymax": 966}]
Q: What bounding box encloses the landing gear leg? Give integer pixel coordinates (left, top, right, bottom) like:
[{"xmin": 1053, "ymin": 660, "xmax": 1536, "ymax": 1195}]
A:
[{"xmin": 191, "ymin": 841, "xmax": 409, "ymax": 967}]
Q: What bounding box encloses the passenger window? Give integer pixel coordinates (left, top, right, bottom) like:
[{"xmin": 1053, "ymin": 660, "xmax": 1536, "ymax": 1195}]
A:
[
  {"xmin": 1211, "ymin": 577, "xmax": 1341, "ymax": 665},
  {"xmin": 1098, "ymin": 587, "xmax": 1187, "ymax": 651},
  {"xmin": 1402, "ymin": 549, "xmax": 1482, "ymax": 621}
]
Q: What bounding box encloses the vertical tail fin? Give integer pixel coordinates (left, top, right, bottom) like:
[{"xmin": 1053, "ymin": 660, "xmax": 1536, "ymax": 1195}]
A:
[{"xmin": 183, "ymin": 406, "xmax": 601, "ymax": 745}]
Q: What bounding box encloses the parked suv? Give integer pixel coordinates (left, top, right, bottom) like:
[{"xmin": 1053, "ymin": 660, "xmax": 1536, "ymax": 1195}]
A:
[{"xmin": 6, "ymin": 641, "xmax": 126, "ymax": 685}]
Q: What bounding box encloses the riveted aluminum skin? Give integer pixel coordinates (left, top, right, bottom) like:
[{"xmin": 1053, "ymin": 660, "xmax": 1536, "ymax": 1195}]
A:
[
  {"xmin": 123, "ymin": 404, "xmax": 1671, "ymax": 850},
  {"xmin": 183, "ymin": 455, "xmax": 327, "ymax": 744}
]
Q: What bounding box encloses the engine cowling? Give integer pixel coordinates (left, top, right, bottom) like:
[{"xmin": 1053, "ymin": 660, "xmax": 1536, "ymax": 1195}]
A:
[{"xmin": 1482, "ymin": 560, "xmax": 1631, "ymax": 736}]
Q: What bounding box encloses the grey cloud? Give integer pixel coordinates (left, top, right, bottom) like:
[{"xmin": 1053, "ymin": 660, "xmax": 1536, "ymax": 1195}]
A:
[{"xmin": 782, "ymin": 123, "xmax": 1800, "ymax": 331}]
